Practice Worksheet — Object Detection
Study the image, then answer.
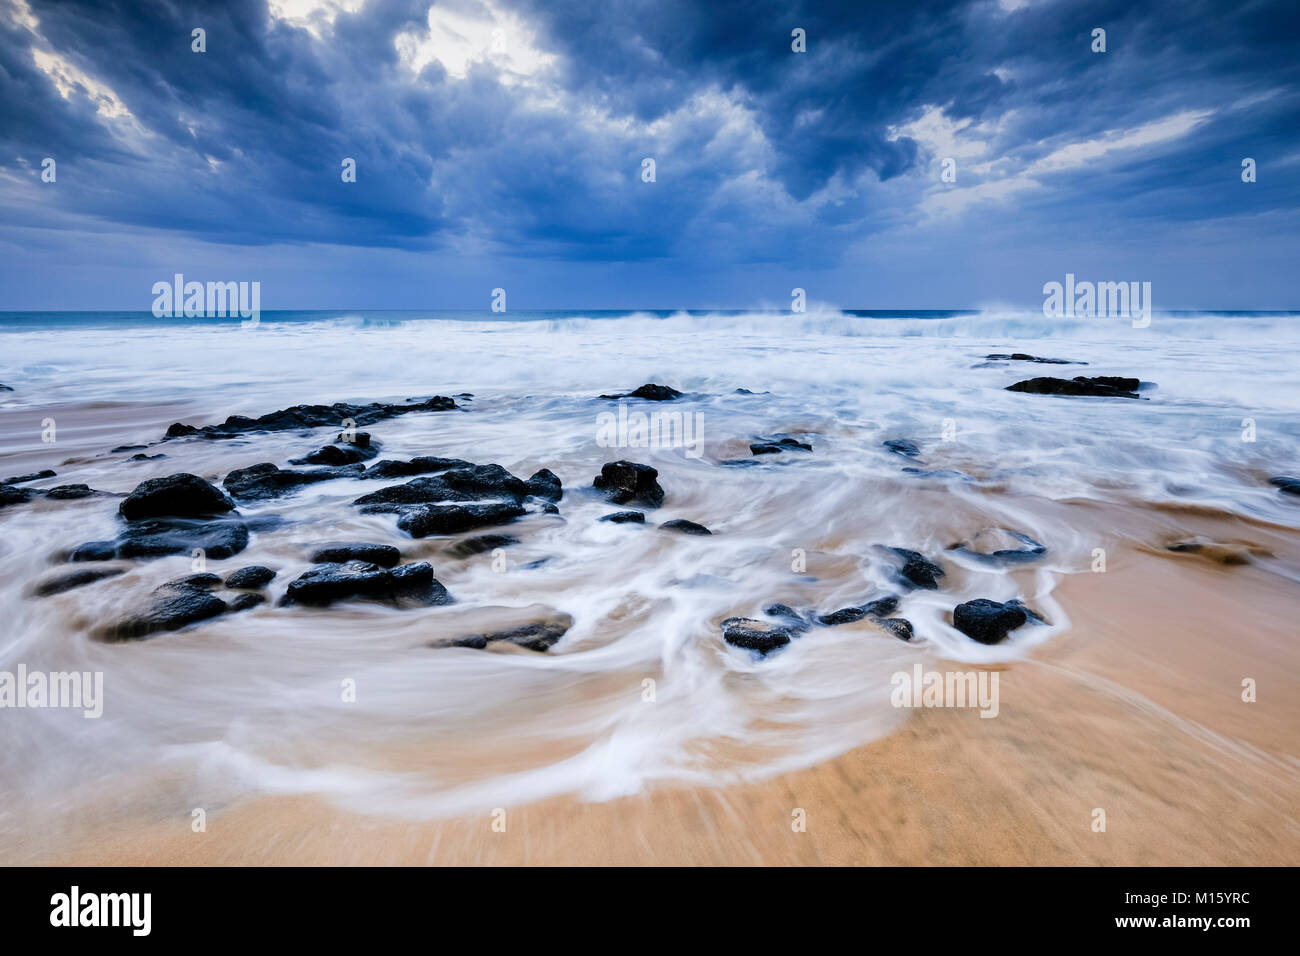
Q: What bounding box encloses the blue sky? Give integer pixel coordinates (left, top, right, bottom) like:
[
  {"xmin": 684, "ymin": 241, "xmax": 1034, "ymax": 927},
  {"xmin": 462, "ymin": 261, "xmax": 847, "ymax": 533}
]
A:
[{"xmin": 1, "ymin": 0, "xmax": 1298, "ymax": 310}]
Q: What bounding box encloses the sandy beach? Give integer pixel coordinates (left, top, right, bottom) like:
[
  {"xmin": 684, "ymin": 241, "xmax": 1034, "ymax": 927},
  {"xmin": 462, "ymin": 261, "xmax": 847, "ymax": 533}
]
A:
[{"xmin": 30, "ymin": 512, "xmax": 1300, "ymax": 866}]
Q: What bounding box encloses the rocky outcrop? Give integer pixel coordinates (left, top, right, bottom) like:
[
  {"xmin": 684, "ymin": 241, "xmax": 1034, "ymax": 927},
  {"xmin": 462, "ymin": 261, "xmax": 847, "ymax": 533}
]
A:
[
  {"xmin": 225, "ymin": 566, "xmax": 276, "ymax": 589},
  {"xmin": 163, "ymin": 396, "xmax": 457, "ymax": 441},
  {"xmin": 592, "ymin": 461, "xmax": 664, "ymax": 508},
  {"xmin": 1006, "ymin": 376, "xmax": 1141, "ymax": 398},
  {"xmin": 283, "ymin": 560, "xmax": 450, "ymax": 607}
]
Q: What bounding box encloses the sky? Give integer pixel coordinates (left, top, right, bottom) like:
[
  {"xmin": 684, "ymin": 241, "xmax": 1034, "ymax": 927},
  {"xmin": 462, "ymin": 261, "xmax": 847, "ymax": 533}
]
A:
[{"xmin": 1, "ymin": 0, "xmax": 1298, "ymax": 311}]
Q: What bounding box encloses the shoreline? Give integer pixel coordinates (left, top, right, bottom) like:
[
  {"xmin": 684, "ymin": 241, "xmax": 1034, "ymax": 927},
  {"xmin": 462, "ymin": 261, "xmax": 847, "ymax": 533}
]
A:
[{"xmin": 25, "ymin": 535, "xmax": 1300, "ymax": 866}]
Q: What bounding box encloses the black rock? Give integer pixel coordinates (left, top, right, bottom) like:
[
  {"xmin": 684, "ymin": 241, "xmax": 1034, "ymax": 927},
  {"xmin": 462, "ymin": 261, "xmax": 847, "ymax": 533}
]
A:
[
  {"xmin": 3, "ymin": 469, "xmax": 56, "ymax": 485},
  {"xmin": 524, "ymin": 468, "xmax": 563, "ymax": 502},
  {"xmin": 228, "ymin": 592, "xmax": 266, "ymax": 612},
  {"xmin": 952, "ymin": 599, "xmax": 1028, "ymax": 644},
  {"xmin": 750, "ymin": 437, "xmax": 812, "ymax": 455},
  {"xmin": 599, "ymin": 511, "xmax": 645, "ymax": 524},
  {"xmin": 224, "ymin": 462, "xmax": 363, "ymax": 500},
  {"xmin": 393, "ymin": 502, "xmax": 527, "ymax": 538},
  {"xmin": 949, "ymin": 530, "xmax": 1046, "ymax": 565},
  {"xmin": 720, "ymin": 617, "xmax": 795, "ymax": 655},
  {"xmin": 72, "ymin": 515, "xmax": 250, "ymax": 561},
  {"xmin": 354, "ymin": 464, "xmax": 530, "ymax": 507},
  {"xmin": 452, "ymin": 618, "xmax": 571, "ymax": 652},
  {"xmin": 159, "ymin": 572, "xmax": 222, "ymax": 590},
  {"xmin": 119, "ymin": 473, "xmax": 234, "ymax": 520},
  {"xmin": 45, "ymin": 484, "xmax": 102, "ymax": 500},
  {"xmin": 879, "ymin": 618, "xmax": 915, "ymax": 641},
  {"xmin": 104, "ymin": 581, "xmax": 230, "ymax": 641},
  {"xmin": 225, "ymin": 565, "xmax": 276, "ymax": 589},
  {"xmin": 32, "ymin": 566, "xmax": 126, "ymax": 597},
  {"xmin": 891, "ymin": 548, "xmax": 945, "ymax": 590},
  {"xmin": 763, "ymin": 603, "xmax": 805, "ymax": 623},
  {"xmin": 883, "ymin": 439, "xmax": 921, "ymax": 458},
  {"xmin": 163, "ymin": 396, "xmax": 457, "ymax": 441},
  {"xmin": 444, "ymin": 534, "xmax": 519, "ymax": 557},
  {"xmin": 128, "ymin": 453, "xmax": 166, "ymax": 461},
  {"xmin": 310, "ymin": 543, "xmax": 400, "ymax": 567},
  {"xmin": 661, "ymin": 519, "xmax": 712, "ymax": 535},
  {"xmin": 600, "ymin": 384, "xmax": 682, "ymax": 401},
  {"xmin": 111, "ymin": 445, "xmax": 147, "ymax": 453},
  {"xmin": 1006, "ymin": 376, "xmax": 1141, "ymax": 398},
  {"xmin": 817, "ymin": 607, "xmax": 867, "ymax": 626},
  {"xmin": 862, "ymin": 595, "xmax": 900, "ymax": 618},
  {"xmin": 337, "ymin": 431, "xmax": 370, "ymax": 447},
  {"xmin": 0, "ymin": 485, "xmax": 34, "ymax": 507},
  {"xmin": 986, "ymin": 353, "xmax": 1083, "ymax": 365},
  {"xmin": 357, "ymin": 457, "xmax": 471, "ymax": 480},
  {"xmin": 1270, "ymin": 476, "xmax": 1300, "ymax": 496},
  {"xmin": 283, "ymin": 560, "xmax": 449, "ymax": 607},
  {"xmin": 592, "ymin": 460, "xmax": 665, "ymax": 508},
  {"xmin": 290, "ymin": 444, "xmax": 376, "ymax": 466}
]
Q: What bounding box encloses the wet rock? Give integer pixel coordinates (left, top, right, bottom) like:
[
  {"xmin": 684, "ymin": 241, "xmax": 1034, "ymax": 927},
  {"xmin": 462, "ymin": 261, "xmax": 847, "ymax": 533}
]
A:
[
  {"xmin": 354, "ymin": 464, "xmax": 530, "ymax": 507},
  {"xmin": 891, "ymin": 548, "xmax": 945, "ymax": 590},
  {"xmin": 283, "ymin": 560, "xmax": 449, "ymax": 607},
  {"xmin": 900, "ymin": 467, "xmax": 974, "ymax": 481},
  {"xmin": 119, "ymin": 473, "xmax": 234, "ymax": 520},
  {"xmin": 225, "ymin": 565, "xmax": 276, "ymax": 589},
  {"xmin": 393, "ymin": 502, "xmax": 527, "ymax": 538},
  {"xmin": 358, "ymin": 457, "xmax": 471, "ymax": 480},
  {"xmin": 661, "ymin": 519, "xmax": 712, "ymax": 535},
  {"xmin": 3, "ymin": 469, "xmax": 56, "ymax": 485},
  {"xmin": 862, "ymin": 595, "xmax": 900, "ymax": 618},
  {"xmin": 1269, "ymin": 476, "xmax": 1300, "ymax": 496},
  {"xmin": 524, "ymin": 468, "xmax": 563, "ymax": 502},
  {"xmin": 159, "ymin": 572, "xmax": 222, "ymax": 590},
  {"xmin": 592, "ymin": 460, "xmax": 665, "ymax": 508},
  {"xmin": 0, "ymin": 383, "xmax": 12, "ymax": 391},
  {"xmin": 228, "ymin": 592, "xmax": 266, "ymax": 612},
  {"xmin": 879, "ymin": 618, "xmax": 915, "ymax": 641},
  {"xmin": 112, "ymin": 445, "xmax": 147, "ymax": 453},
  {"xmin": 600, "ymin": 510, "xmax": 645, "ymax": 524},
  {"xmin": 764, "ymin": 603, "xmax": 806, "ymax": 624},
  {"xmin": 45, "ymin": 484, "xmax": 104, "ymax": 500},
  {"xmin": 720, "ymin": 617, "xmax": 796, "ymax": 655},
  {"xmin": 337, "ymin": 431, "xmax": 370, "ymax": 447},
  {"xmin": 750, "ymin": 437, "xmax": 812, "ymax": 455},
  {"xmin": 1165, "ymin": 539, "xmax": 1267, "ymax": 567},
  {"xmin": 0, "ymin": 486, "xmax": 35, "ymax": 507},
  {"xmin": 103, "ymin": 582, "xmax": 230, "ymax": 641},
  {"xmin": 224, "ymin": 462, "xmax": 363, "ymax": 500},
  {"xmin": 290, "ymin": 443, "xmax": 377, "ymax": 466},
  {"xmin": 949, "ymin": 529, "xmax": 1046, "ymax": 565},
  {"xmin": 952, "ymin": 599, "xmax": 1028, "ymax": 644},
  {"xmin": 883, "ymin": 439, "xmax": 921, "ymax": 458},
  {"xmin": 444, "ymin": 534, "xmax": 519, "ymax": 557},
  {"xmin": 599, "ymin": 384, "xmax": 682, "ymax": 401},
  {"xmin": 986, "ymin": 353, "xmax": 1084, "ymax": 365},
  {"xmin": 1006, "ymin": 376, "xmax": 1141, "ymax": 398},
  {"xmin": 128, "ymin": 453, "xmax": 166, "ymax": 462},
  {"xmin": 817, "ymin": 607, "xmax": 867, "ymax": 626},
  {"xmin": 73, "ymin": 516, "xmax": 250, "ymax": 562},
  {"xmin": 163, "ymin": 396, "xmax": 457, "ymax": 441},
  {"xmin": 452, "ymin": 617, "xmax": 571, "ymax": 652},
  {"xmin": 32, "ymin": 566, "xmax": 126, "ymax": 597},
  {"xmin": 310, "ymin": 543, "xmax": 400, "ymax": 567}
]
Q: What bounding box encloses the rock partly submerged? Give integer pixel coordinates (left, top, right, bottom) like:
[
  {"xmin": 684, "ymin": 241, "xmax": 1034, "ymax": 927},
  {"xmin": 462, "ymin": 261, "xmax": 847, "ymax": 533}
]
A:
[
  {"xmin": 282, "ymin": 560, "xmax": 450, "ymax": 608},
  {"xmin": 750, "ymin": 437, "xmax": 812, "ymax": 455},
  {"xmin": 163, "ymin": 396, "xmax": 457, "ymax": 441},
  {"xmin": 224, "ymin": 462, "xmax": 364, "ymax": 501},
  {"xmin": 592, "ymin": 460, "xmax": 665, "ymax": 508},
  {"xmin": 449, "ymin": 616, "xmax": 572, "ymax": 652},
  {"xmin": 661, "ymin": 518, "xmax": 712, "ymax": 535},
  {"xmin": 1006, "ymin": 376, "xmax": 1142, "ymax": 399},
  {"xmin": 952, "ymin": 598, "xmax": 1035, "ymax": 644},
  {"xmin": 224, "ymin": 565, "xmax": 277, "ymax": 589},
  {"xmin": 1269, "ymin": 476, "xmax": 1300, "ymax": 496},
  {"xmin": 890, "ymin": 548, "xmax": 945, "ymax": 590},
  {"xmin": 598, "ymin": 383, "xmax": 682, "ymax": 401},
  {"xmin": 32, "ymin": 566, "xmax": 126, "ymax": 597}
]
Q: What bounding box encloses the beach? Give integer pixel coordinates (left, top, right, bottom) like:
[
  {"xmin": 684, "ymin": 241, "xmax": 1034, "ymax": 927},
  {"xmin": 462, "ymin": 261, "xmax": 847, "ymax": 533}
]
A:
[{"xmin": 1, "ymin": 310, "xmax": 1298, "ymax": 866}]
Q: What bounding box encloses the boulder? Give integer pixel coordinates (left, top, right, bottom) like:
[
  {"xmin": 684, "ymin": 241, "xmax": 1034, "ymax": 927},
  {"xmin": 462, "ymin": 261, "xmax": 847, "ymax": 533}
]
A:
[
  {"xmin": 225, "ymin": 565, "xmax": 276, "ymax": 589},
  {"xmin": 3, "ymin": 469, "xmax": 56, "ymax": 485},
  {"xmin": 661, "ymin": 519, "xmax": 711, "ymax": 535},
  {"xmin": 357, "ymin": 457, "xmax": 471, "ymax": 480},
  {"xmin": 393, "ymin": 502, "xmax": 527, "ymax": 538},
  {"xmin": 750, "ymin": 437, "xmax": 812, "ymax": 455},
  {"xmin": 952, "ymin": 599, "xmax": 1028, "ymax": 644},
  {"xmin": 1006, "ymin": 376, "xmax": 1141, "ymax": 398},
  {"xmin": 224, "ymin": 462, "xmax": 363, "ymax": 500},
  {"xmin": 102, "ymin": 580, "xmax": 230, "ymax": 641},
  {"xmin": 599, "ymin": 511, "xmax": 645, "ymax": 524},
  {"xmin": 72, "ymin": 516, "xmax": 250, "ymax": 561},
  {"xmin": 524, "ymin": 468, "xmax": 563, "ymax": 502},
  {"xmin": 720, "ymin": 617, "xmax": 796, "ymax": 655},
  {"xmin": 283, "ymin": 560, "xmax": 449, "ymax": 607},
  {"xmin": 119, "ymin": 473, "xmax": 234, "ymax": 520},
  {"xmin": 599, "ymin": 384, "xmax": 682, "ymax": 401},
  {"xmin": 309, "ymin": 543, "xmax": 401, "ymax": 567},
  {"xmin": 891, "ymin": 548, "xmax": 945, "ymax": 590},
  {"xmin": 290, "ymin": 443, "xmax": 376, "ymax": 466},
  {"xmin": 592, "ymin": 460, "xmax": 665, "ymax": 508}
]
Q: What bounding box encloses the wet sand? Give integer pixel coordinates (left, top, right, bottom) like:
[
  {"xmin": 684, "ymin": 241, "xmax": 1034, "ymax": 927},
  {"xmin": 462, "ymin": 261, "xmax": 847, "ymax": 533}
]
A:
[{"xmin": 38, "ymin": 529, "xmax": 1300, "ymax": 866}]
